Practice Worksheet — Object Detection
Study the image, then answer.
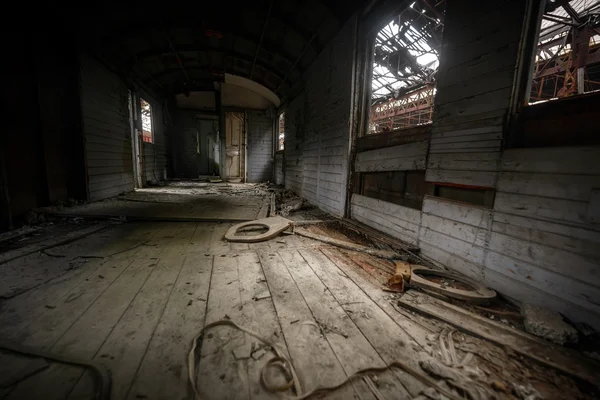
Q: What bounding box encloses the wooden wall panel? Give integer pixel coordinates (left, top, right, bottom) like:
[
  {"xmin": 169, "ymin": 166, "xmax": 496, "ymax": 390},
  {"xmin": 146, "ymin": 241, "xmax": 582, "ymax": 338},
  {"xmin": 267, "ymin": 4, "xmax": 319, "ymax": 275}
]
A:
[
  {"xmin": 283, "ymin": 16, "xmax": 356, "ymax": 217},
  {"xmin": 80, "ymin": 55, "xmax": 134, "ymax": 201},
  {"xmin": 355, "ymin": 141, "xmax": 428, "ymax": 172}
]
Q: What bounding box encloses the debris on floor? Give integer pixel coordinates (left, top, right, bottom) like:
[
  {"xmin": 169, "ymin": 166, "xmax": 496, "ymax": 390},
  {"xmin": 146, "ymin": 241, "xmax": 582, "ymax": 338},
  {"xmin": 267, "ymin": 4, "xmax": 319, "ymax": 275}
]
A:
[
  {"xmin": 279, "ymin": 198, "xmax": 304, "ymax": 217},
  {"xmin": 295, "ymin": 227, "xmax": 405, "ymax": 260},
  {"xmin": 522, "ymin": 303, "xmax": 579, "ymax": 345}
]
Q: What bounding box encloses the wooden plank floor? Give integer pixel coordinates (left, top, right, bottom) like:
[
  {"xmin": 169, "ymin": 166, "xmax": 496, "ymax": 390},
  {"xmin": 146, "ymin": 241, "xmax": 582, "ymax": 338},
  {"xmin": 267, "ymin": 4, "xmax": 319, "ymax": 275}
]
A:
[{"xmin": 0, "ymin": 221, "xmax": 594, "ymax": 400}]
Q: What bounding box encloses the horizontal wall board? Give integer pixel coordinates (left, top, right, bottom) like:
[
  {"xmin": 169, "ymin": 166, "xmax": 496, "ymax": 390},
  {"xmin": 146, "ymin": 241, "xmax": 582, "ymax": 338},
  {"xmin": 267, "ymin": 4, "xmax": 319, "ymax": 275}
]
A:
[
  {"xmin": 351, "ymin": 205, "xmax": 419, "ymax": 245},
  {"xmin": 494, "ymin": 192, "xmax": 590, "ymax": 226},
  {"xmin": 440, "ymin": 22, "xmax": 522, "ymax": 72},
  {"xmin": 488, "ymin": 231, "xmax": 600, "ymax": 287},
  {"xmin": 442, "ymin": 10, "xmax": 524, "ymax": 55},
  {"xmin": 419, "ymin": 241, "xmax": 484, "ymax": 281},
  {"xmin": 482, "ymin": 268, "xmax": 600, "ymax": 329},
  {"xmin": 434, "ymin": 109, "xmax": 506, "ymax": 129},
  {"xmin": 438, "ymin": 42, "xmax": 521, "ymax": 89},
  {"xmin": 497, "ymin": 172, "xmax": 599, "ymax": 202},
  {"xmin": 422, "ymin": 196, "xmax": 493, "ymax": 228},
  {"xmin": 426, "ymin": 169, "xmax": 498, "ymax": 188},
  {"xmin": 419, "ymin": 228, "xmax": 485, "ymax": 265},
  {"xmin": 485, "ymin": 250, "xmax": 600, "ymax": 314},
  {"xmin": 431, "ymin": 125, "xmax": 501, "ymax": 138},
  {"xmin": 353, "ymin": 194, "xmax": 422, "ymax": 225},
  {"xmin": 356, "ymin": 156, "xmax": 426, "ymax": 172},
  {"xmin": 431, "ymin": 132, "xmax": 502, "ymax": 145},
  {"xmin": 357, "ymin": 140, "xmax": 428, "ymax": 161},
  {"xmin": 429, "ymin": 146, "xmax": 502, "ymax": 154},
  {"xmin": 435, "ymin": 89, "xmax": 512, "ymax": 123},
  {"xmin": 492, "ymin": 211, "xmax": 600, "ymax": 246},
  {"xmin": 491, "ymin": 221, "xmax": 600, "ymax": 266},
  {"xmin": 421, "ymin": 213, "xmax": 488, "ymax": 247},
  {"xmin": 436, "ymin": 66, "xmax": 515, "ymax": 106},
  {"xmin": 501, "ymin": 146, "xmax": 600, "ymax": 175},
  {"xmin": 356, "ymin": 125, "xmax": 432, "ymax": 152},
  {"xmin": 430, "ymin": 139, "xmax": 502, "ymax": 152},
  {"xmin": 427, "ymin": 153, "xmax": 500, "ymax": 171}
]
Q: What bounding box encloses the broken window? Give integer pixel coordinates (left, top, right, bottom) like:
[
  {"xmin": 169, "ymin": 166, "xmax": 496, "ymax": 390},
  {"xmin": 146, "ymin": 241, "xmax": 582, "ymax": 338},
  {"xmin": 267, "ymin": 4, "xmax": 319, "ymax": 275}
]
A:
[
  {"xmin": 140, "ymin": 98, "xmax": 153, "ymax": 143},
  {"xmin": 278, "ymin": 113, "xmax": 285, "ymax": 151},
  {"xmin": 369, "ymin": 1, "xmax": 445, "ymax": 134},
  {"xmin": 359, "ymin": 171, "xmax": 427, "ymax": 210},
  {"xmin": 529, "ymin": 0, "xmax": 600, "ymax": 103},
  {"xmin": 433, "ymin": 184, "xmax": 495, "ymax": 208}
]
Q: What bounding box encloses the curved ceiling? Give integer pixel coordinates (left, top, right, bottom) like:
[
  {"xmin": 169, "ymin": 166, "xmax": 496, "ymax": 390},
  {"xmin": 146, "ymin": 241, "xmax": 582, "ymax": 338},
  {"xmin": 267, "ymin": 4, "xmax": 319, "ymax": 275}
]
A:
[{"xmin": 71, "ymin": 1, "xmax": 363, "ymax": 101}]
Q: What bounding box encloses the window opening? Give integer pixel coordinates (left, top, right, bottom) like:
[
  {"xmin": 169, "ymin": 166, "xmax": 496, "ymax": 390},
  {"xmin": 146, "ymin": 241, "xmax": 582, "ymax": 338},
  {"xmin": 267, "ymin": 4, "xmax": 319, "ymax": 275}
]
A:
[
  {"xmin": 358, "ymin": 170, "xmax": 427, "ymax": 210},
  {"xmin": 369, "ymin": 1, "xmax": 445, "ymax": 134},
  {"xmin": 529, "ymin": 0, "xmax": 600, "ymax": 104},
  {"xmin": 140, "ymin": 98, "xmax": 153, "ymax": 143},
  {"xmin": 432, "ymin": 184, "xmax": 495, "ymax": 208},
  {"xmin": 278, "ymin": 113, "xmax": 285, "ymax": 150}
]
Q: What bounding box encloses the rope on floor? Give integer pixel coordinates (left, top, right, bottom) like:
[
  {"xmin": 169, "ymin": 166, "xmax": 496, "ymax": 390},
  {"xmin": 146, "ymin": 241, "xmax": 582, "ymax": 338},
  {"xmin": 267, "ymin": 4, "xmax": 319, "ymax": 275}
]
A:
[
  {"xmin": 188, "ymin": 319, "xmax": 462, "ymax": 400},
  {"xmin": 0, "ymin": 340, "xmax": 111, "ymax": 400}
]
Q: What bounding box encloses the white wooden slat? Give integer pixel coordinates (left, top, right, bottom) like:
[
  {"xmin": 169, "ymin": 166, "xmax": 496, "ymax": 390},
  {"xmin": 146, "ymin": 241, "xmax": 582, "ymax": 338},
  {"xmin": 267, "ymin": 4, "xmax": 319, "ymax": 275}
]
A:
[
  {"xmin": 432, "ymin": 115, "xmax": 503, "ymax": 134},
  {"xmin": 429, "ymin": 146, "xmax": 502, "ymax": 154},
  {"xmin": 588, "ymin": 189, "xmax": 600, "ymax": 224},
  {"xmin": 352, "ymin": 194, "xmax": 422, "ymax": 225},
  {"xmin": 494, "ymin": 192, "xmax": 590, "ymax": 226},
  {"xmin": 482, "ymin": 268, "xmax": 600, "ymax": 329},
  {"xmin": 419, "ymin": 241, "xmax": 484, "ymax": 281},
  {"xmin": 491, "ymin": 219, "xmax": 600, "ymax": 260},
  {"xmin": 497, "ymin": 172, "xmax": 599, "ymax": 201},
  {"xmin": 431, "ymin": 126, "xmax": 501, "ymax": 138},
  {"xmin": 492, "ymin": 211, "xmax": 600, "ymax": 245},
  {"xmin": 355, "ymin": 156, "xmax": 426, "ymax": 172},
  {"xmin": 427, "ymin": 153, "xmax": 500, "ymax": 171},
  {"xmin": 421, "ymin": 213, "xmax": 488, "ymax": 247},
  {"xmin": 430, "ymin": 132, "xmax": 502, "ymax": 145},
  {"xmin": 355, "ymin": 141, "xmax": 428, "ymax": 172},
  {"xmin": 435, "ymin": 66, "xmax": 515, "ymax": 106},
  {"xmin": 487, "ymin": 231, "xmax": 600, "ymax": 286},
  {"xmin": 351, "ymin": 212, "xmax": 418, "ymax": 245},
  {"xmin": 351, "ymin": 195, "xmax": 420, "ymax": 244},
  {"xmin": 485, "ymin": 250, "xmax": 600, "ymax": 314},
  {"xmin": 430, "ymin": 139, "xmax": 502, "ymax": 151},
  {"xmin": 435, "ymin": 89, "xmax": 511, "ymax": 123},
  {"xmin": 419, "ymin": 228, "xmax": 485, "ymax": 265},
  {"xmin": 425, "ymin": 169, "xmax": 498, "ymax": 188},
  {"xmin": 422, "ymin": 196, "xmax": 493, "ymax": 228}
]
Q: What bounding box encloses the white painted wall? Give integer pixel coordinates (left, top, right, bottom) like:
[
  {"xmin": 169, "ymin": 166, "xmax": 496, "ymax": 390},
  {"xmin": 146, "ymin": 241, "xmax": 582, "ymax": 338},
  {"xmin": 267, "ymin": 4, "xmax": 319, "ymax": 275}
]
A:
[{"xmin": 283, "ymin": 15, "xmax": 357, "ymax": 217}]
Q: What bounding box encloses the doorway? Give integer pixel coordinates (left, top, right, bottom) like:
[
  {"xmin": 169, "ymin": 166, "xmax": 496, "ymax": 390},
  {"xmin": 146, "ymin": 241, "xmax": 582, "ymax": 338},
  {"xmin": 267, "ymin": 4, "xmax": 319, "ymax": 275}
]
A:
[
  {"xmin": 224, "ymin": 112, "xmax": 245, "ymax": 182},
  {"xmin": 128, "ymin": 90, "xmax": 143, "ymax": 188}
]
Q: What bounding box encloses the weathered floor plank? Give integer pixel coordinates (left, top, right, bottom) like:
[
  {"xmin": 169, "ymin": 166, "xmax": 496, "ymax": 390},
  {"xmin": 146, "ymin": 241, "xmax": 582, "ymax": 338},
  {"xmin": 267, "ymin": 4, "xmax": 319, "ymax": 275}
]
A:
[
  {"xmin": 196, "ymin": 254, "xmax": 249, "ymax": 400},
  {"xmin": 235, "ymin": 252, "xmax": 286, "ymax": 400},
  {"xmin": 124, "ymin": 230, "xmax": 214, "ymax": 400},
  {"xmin": 258, "ymin": 251, "xmax": 357, "ymax": 400},
  {"xmin": 6, "ymin": 223, "xmax": 192, "ymax": 400},
  {"xmin": 0, "ymin": 223, "xmax": 157, "ymax": 340},
  {"xmin": 321, "ymin": 247, "xmax": 436, "ymax": 351},
  {"xmin": 280, "ymin": 249, "xmax": 396, "ymax": 399},
  {"xmin": 67, "ymin": 223, "xmax": 198, "ymax": 400},
  {"xmin": 299, "ymin": 248, "xmax": 426, "ymax": 397}
]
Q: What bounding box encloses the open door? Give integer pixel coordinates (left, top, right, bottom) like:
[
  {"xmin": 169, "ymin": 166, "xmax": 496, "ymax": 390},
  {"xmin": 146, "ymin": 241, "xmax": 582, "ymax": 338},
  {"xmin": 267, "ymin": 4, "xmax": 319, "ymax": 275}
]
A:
[{"xmin": 224, "ymin": 112, "xmax": 245, "ymax": 182}]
